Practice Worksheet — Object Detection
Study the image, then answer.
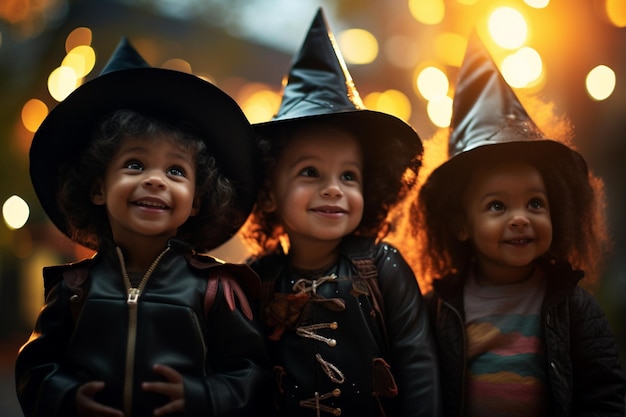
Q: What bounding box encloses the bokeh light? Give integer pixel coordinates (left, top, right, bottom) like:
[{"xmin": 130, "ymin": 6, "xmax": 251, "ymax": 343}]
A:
[
  {"xmin": 606, "ymin": 0, "xmax": 626, "ymax": 28},
  {"xmin": 409, "ymin": 0, "xmax": 445, "ymax": 25},
  {"xmin": 586, "ymin": 65, "xmax": 616, "ymax": 100},
  {"xmin": 415, "ymin": 66, "xmax": 449, "ymax": 101},
  {"xmin": 21, "ymin": 99, "xmax": 49, "ymax": 133},
  {"xmin": 338, "ymin": 29, "xmax": 378, "ymax": 65},
  {"xmin": 364, "ymin": 89, "xmax": 412, "ymax": 122},
  {"xmin": 488, "ymin": 7, "xmax": 528, "ymax": 49},
  {"xmin": 427, "ymin": 95, "xmax": 453, "ymax": 128},
  {"xmin": 65, "ymin": 26, "xmax": 92, "ymax": 52},
  {"xmin": 62, "ymin": 45, "xmax": 96, "ymax": 78},
  {"xmin": 524, "ymin": 0, "xmax": 549, "ymax": 8},
  {"xmin": 237, "ymin": 82, "xmax": 281, "ymax": 123},
  {"xmin": 48, "ymin": 66, "xmax": 79, "ymax": 102},
  {"xmin": 3, "ymin": 195, "xmax": 30, "ymax": 230},
  {"xmin": 501, "ymin": 47, "xmax": 543, "ymax": 88},
  {"xmin": 241, "ymin": 89, "xmax": 282, "ymax": 123},
  {"xmin": 162, "ymin": 58, "xmax": 192, "ymax": 73}
]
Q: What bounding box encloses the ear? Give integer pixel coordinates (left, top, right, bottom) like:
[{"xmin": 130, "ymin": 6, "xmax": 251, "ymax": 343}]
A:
[
  {"xmin": 258, "ymin": 185, "xmax": 277, "ymax": 213},
  {"xmin": 90, "ymin": 180, "xmax": 106, "ymax": 205}
]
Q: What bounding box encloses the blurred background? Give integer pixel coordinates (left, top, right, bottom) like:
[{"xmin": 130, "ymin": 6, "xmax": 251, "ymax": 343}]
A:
[{"xmin": 1, "ymin": 0, "xmax": 624, "ymax": 414}]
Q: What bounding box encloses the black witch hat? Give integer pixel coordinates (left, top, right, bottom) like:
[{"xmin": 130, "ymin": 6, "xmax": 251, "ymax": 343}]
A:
[
  {"xmin": 253, "ymin": 7, "xmax": 423, "ymax": 228},
  {"xmin": 30, "ymin": 37, "xmax": 258, "ymax": 249},
  {"xmin": 424, "ymin": 30, "xmax": 587, "ymax": 188}
]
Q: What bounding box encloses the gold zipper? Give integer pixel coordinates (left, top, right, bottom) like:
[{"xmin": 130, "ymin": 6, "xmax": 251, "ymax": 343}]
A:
[{"xmin": 116, "ymin": 246, "xmax": 171, "ymax": 416}]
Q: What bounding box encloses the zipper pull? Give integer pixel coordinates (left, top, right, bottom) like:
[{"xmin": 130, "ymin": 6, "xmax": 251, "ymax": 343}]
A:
[{"xmin": 127, "ymin": 287, "xmax": 140, "ymax": 304}]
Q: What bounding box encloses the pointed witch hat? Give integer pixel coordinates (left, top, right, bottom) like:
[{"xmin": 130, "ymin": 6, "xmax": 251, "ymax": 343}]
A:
[
  {"xmin": 424, "ymin": 30, "xmax": 588, "ymax": 188},
  {"xmin": 30, "ymin": 37, "xmax": 258, "ymax": 249},
  {"xmin": 253, "ymin": 7, "xmax": 423, "ymax": 228}
]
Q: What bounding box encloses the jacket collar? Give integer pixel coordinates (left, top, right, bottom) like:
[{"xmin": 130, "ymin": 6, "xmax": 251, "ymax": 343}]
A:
[{"xmin": 432, "ymin": 257, "xmax": 584, "ymax": 302}]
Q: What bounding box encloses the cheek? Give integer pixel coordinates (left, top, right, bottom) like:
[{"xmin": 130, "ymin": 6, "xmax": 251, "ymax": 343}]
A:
[
  {"xmin": 467, "ymin": 217, "xmax": 499, "ymax": 243},
  {"xmin": 270, "ymin": 185, "xmax": 301, "ymax": 219},
  {"xmin": 351, "ymin": 191, "xmax": 364, "ymax": 215},
  {"xmin": 278, "ymin": 184, "xmax": 308, "ymax": 206},
  {"xmin": 539, "ymin": 217, "xmax": 553, "ymax": 240}
]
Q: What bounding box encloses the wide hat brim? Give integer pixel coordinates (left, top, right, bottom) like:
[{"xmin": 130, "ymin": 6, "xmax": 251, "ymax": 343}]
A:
[
  {"xmin": 30, "ymin": 67, "xmax": 258, "ymax": 248},
  {"xmin": 254, "ymin": 108, "xmax": 423, "ymax": 169},
  {"xmin": 424, "ymin": 139, "xmax": 588, "ymax": 191}
]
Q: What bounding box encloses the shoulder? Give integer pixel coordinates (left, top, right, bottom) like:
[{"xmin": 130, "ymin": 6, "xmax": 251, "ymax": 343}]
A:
[
  {"xmin": 187, "ymin": 252, "xmax": 261, "ymax": 299},
  {"xmin": 352, "ymin": 238, "xmax": 419, "ymax": 291},
  {"xmin": 541, "ymin": 258, "xmax": 584, "ymax": 288},
  {"xmin": 42, "ymin": 257, "xmax": 95, "ymax": 295},
  {"xmin": 566, "ymin": 284, "xmax": 607, "ymax": 320},
  {"xmin": 246, "ymin": 251, "xmax": 287, "ymax": 283},
  {"xmin": 339, "ymin": 235, "xmax": 406, "ymax": 264},
  {"xmin": 42, "ymin": 257, "xmax": 94, "ymax": 276},
  {"xmin": 542, "ymin": 264, "xmax": 610, "ymax": 332},
  {"xmin": 371, "ymin": 240, "xmax": 411, "ymax": 270}
]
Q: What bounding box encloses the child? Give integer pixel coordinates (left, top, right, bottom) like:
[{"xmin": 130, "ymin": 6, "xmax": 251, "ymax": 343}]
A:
[
  {"xmin": 416, "ymin": 31, "xmax": 626, "ymax": 416},
  {"xmin": 242, "ymin": 8, "xmax": 441, "ymax": 417},
  {"xmin": 15, "ymin": 38, "xmax": 269, "ymax": 417}
]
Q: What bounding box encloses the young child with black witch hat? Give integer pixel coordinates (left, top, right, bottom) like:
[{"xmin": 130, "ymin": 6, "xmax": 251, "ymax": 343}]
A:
[
  {"xmin": 15, "ymin": 37, "xmax": 269, "ymax": 417},
  {"xmin": 241, "ymin": 8, "xmax": 441, "ymax": 417},
  {"xmin": 416, "ymin": 31, "xmax": 626, "ymax": 416}
]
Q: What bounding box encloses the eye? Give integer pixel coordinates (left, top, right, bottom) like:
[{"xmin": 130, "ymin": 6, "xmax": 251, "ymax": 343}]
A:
[
  {"xmin": 487, "ymin": 200, "xmax": 505, "ymax": 211},
  {"xmin": 341, "ymin": 170, "xmax": 359, "ymax": 182},
  {"xmin": 298, "ymin": 166, "xmax": 318, "ymax": 177},
  {"xmin": 125, "ymin": 160, "xmax": 143, "ymax": 171},
  {"xmin": 168, "ymin": 166, "xmax": 186, "ymax": 177},
  {"xmin": 528, "ymin": 198, "xmax": 545, "ymax": 210}
]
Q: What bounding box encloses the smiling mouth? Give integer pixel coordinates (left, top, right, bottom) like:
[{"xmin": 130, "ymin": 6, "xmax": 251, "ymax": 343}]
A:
[
  {"xmin": 507, "ymin": 238, "xmax": 533, "ymax": 244},
  {"xmin": 135, "ymin": 200, "xmax": 167, "ymax": 209},
  {"xmin": 312, "ymin": 208, "xmax": 346, "ymax": 214}
]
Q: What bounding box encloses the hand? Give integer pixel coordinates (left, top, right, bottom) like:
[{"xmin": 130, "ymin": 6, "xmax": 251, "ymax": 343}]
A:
[
  {"xmin": 142, "ymin": 364, "xmax": 185, "ymax": 416},
  {"xmin": 76, "ymin": 381, "xmax": 124, "ymax": 417}
]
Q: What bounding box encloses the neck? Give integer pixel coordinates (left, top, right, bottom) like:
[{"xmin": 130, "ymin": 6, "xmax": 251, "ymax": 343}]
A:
[
  {"xmin": 286, "ymin": 237, "xmax": 341, "ymax": 270},
  {"xmin": 475, "ymin": 263, "xmax": 536, "ymax": 286},
  {"xmin": 114, "ymin": 235, "xmax": 172, "ymax": 272}
]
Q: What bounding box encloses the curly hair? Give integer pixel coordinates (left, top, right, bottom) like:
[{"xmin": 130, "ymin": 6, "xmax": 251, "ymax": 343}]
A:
[
  {"xmin": 241, "ymin": 119, "xmax": 421, "ymax": 257},
  {"xmin": 57, "ymin": 109, "xmax": 243, "ymax": 252},
  {"xmin": 415, "ymin": 132, "xmax": 609, "ymax": 286}
]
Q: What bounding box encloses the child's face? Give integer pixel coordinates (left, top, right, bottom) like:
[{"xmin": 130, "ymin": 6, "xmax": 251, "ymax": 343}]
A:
[
  {"xmin": 91, "ymin": 135, "xmax": 199, "ymax": 247},
  {"xmin": 458, "ymin": 161, "xmax": 552, "ymax": 285},
  {"xmin": 266, "ymin": 127, "xmax": 364, "ymax": 249}
]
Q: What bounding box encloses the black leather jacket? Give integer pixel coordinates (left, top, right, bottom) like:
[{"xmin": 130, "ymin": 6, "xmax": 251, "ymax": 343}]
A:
[
  {"xmin": 428, "ymin": 259, "xmax": 626, "ymax": 417},
  {"xmin": 15, "ymin": 240, "xmax": 270, "ymax": 417},
  {"xmin": 250, "ymin": 237, "xmax": 441, "ymax": 417}
]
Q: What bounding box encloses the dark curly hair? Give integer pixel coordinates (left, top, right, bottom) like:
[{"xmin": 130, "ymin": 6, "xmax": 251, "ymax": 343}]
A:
[
  {"xmin": 415, "ymin": 130, "xmax": 609, "ymax": 285},
  {"xmin": 57, "ymin": 109, "xmax": 243, "ymax": 252},
  {"xmin": 241, "ymin": 119, "xmax": 421, "ymax": 256}
]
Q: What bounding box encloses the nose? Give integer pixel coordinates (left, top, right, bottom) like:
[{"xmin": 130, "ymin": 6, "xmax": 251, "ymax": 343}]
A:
[
  {"xmin": 143, "ymin": 170, "xmax": 167, "ymax": 189},
  {"xmin": 509, "ymin": 212, "xmax": 530, "ymax": 228},
  {"xmin": 321, "ymin": 179, "xmax": 343, "ymax": 199}
]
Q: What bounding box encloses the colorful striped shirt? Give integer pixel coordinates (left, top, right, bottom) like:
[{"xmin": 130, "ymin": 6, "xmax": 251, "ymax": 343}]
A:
[{"xmin": 463, "ymin": 270, "xmax": 549, "ymax": 417}]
